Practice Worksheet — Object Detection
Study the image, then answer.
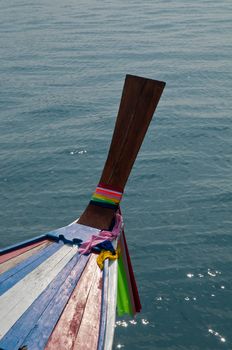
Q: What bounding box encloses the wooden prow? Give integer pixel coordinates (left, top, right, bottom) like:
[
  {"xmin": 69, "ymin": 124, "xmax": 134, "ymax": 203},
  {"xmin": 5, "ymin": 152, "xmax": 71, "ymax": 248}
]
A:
[{"xmin": 78, "ymin": 74, "xmax": 165, "ymax": 230}]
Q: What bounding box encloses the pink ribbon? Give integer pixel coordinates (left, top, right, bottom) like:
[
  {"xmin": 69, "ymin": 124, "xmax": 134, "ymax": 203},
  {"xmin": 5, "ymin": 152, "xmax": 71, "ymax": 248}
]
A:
[{"xmin": 79, "ymin": 212, "xmax": 123, "ymax": 255}]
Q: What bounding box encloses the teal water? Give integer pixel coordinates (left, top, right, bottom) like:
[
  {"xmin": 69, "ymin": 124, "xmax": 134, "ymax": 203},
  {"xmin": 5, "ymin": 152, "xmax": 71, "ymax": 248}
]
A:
[{"xmin": 0, "ymin": 1, "xmax": 231, "ymax": 349}]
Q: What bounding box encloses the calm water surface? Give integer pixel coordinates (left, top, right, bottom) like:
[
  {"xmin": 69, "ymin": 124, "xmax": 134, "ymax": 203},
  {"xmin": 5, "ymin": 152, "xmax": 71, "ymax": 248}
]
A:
[{"xmin": 0, "ymin": 1, "xmax": 231, "ymax": 349}]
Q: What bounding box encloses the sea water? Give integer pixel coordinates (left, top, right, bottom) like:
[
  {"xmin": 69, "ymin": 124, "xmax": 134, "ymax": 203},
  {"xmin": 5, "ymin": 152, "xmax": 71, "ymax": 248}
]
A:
[{"xmin": 0, "ymin": 1, "xmax": 231, "ymax": 349}]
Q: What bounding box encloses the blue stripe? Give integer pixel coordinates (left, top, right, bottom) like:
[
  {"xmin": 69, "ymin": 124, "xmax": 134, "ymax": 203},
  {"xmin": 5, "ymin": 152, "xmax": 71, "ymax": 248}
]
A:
[
  {"xmin": 0, "ymin": 225, "xmax": 71, "ymax": 255},
  {"xmin": 97, "ymin": 260, "xmax": 109, "ymax": 350},
  {"xmin": 20, "ymin": 254, "xmax": 89, "ymax": 350},
  {"xmin": 0, "ymin": 223, "xmax": 100, "ymax": 256},
  {"xmin": 0, "ymin": 241, "xmax": 62, "ymax": 296},
  {"xmin": 0, "ymin": 254, "xmax": 89, "ymax": 350}
]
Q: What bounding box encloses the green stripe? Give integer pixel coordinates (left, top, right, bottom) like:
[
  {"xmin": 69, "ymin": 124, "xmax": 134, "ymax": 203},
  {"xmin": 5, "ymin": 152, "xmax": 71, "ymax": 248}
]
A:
[
  {"xmin": 91, "ymin": 196, "xmax": 117, "ymax": 206},
  {"xmin": 117, "ymin": 253, "xmax": 133, "ymax": 316}
]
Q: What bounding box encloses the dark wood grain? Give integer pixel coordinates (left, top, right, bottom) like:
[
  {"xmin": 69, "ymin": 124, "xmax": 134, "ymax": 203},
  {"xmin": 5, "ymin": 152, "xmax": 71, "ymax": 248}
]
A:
[{"xmin": 78, "ymin": 75, "xmax": 165, "ymax": 229}]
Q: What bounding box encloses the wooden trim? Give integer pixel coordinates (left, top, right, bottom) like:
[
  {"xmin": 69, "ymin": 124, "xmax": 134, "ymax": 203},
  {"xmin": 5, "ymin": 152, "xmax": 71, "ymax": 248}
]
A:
[{"xmin": 79, "ymin": 75, "xmax": 165, "ymax": 230}]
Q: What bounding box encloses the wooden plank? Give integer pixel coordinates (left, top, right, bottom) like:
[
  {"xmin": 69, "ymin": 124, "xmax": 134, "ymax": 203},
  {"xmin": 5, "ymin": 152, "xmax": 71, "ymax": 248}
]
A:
[
  {"xmin": 0, "ymin": 241, "xmax": 51, "ymax": 275},
  {"xmin": 0, "ymin": 244, "xmax": 78, "ymax": 339},
  {"xmin": 0, "ymin": 222, "xmax": 99, "ymax": 259},
  {"xmin": 73, "ymin": 261, "xmax": 103, "ymax": 350},
  {"xmin": 0, "ymin": 234, "xmax": 50, "ymax": 255},
  {"xmin": 97, "ymin": 259, "xmax": 109, "ymax": 350},
  {"xmin": 78, "ymin": 75, "xmax": 165, "ymax": 230},
  {"xmin": 104, "ymin": 259, "xmax": 118, "ymax": 350},
  {"xmin": 0, "ymin": 251, "xmax": 86, "ymax": 350},
  {"xmin": 0, "ymin": 241, "xmax": 61, "ymax": 295},
  {"xmin": 46, "ymin": 222, "xmax": 101, "ymax": 244},
  {"xmin": 0, "ymin": 223, "xmax": 100, "ymax": 269},
  {"xmin": 16, "ymin": 255, "xmax": 89, "ymax": 350},
  {"xmin": 45, "ymin": 254, "xmax": 97, "ymax": 350},
  {"xmin": 0, "ymin": 240, "xmax": 48, "ymax": 264},
  {"xmin": 0, "ymin": 224, "xmax": 103, "ymax": 346}
]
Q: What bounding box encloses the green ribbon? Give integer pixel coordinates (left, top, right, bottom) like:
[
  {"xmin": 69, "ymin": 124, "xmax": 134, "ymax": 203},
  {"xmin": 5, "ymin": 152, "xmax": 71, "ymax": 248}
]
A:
[{"xmin": 117, "ymin": 252, "xmax": 133, "ymax": 316}]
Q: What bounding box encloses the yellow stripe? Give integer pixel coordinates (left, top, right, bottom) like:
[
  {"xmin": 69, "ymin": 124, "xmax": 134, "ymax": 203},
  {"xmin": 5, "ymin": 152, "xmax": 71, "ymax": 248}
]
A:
[{"xmin": 92, "ymin": 194, "xmax": 120, "ymax": 204}]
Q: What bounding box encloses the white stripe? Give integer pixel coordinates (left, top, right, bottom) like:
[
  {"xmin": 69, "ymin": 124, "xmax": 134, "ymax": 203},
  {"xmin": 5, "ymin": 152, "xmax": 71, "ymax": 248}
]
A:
[
  {"xmin": 104, "ymin": 242, "xmax": 118, "ymax": 350},
  {"xmin": 0, "ymin": 244, "xmax": 78, "ymax": 339}
]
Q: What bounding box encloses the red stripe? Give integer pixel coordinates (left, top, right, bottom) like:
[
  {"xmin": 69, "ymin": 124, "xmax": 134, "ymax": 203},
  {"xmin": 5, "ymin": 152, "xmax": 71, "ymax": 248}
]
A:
[
  {"xmin": 98, "ymin": 183, "xmax": 124, "ymax": 193},
  {"xmin": 96, "ymin": 188, "xmax": 122, "ymax": 198},
  {"xmin": 45, "ymin": 255, "xmax": 97, "ymax": 350},
  {"xmin": 0, "ymin": 240, "xmax": 48, "ymax": 264}
]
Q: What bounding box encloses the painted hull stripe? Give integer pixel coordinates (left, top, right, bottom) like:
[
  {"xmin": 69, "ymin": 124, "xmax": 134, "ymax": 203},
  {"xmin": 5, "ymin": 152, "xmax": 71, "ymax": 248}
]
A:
[
  {"xmin": 0, "ymin": 241, "xmax": 51, "ymax": 275},
  {"xmin": 45, "ymin": 254, "xmax": 97, "ymax": 350},
  {"xmin": 0, "ymin": 245, "xmax": 78, "ymax": 339},
  {"xmin": 0, "ymin": 241, "xmax": 62, "ymax": 295},
  {"xmin": 0, "ymin": 253, "xmax": 87, "ymax": 349},
  {"xmin": 97, "ymin": 260, "xmax": 109, "ymax": 350},
  {"xmin": 103, "ymin": 259, "xmax": 118, "ymax": 350},
  {"xmin": 0, "ymin": 240, "xmax": 48, "ymax": 264},
  {"xmin": 73, "ymin": 264, "xmax": 102, "ymax": 350},
  {"xmin": 16, "ymin": 255, "xmax": 89, "ymax": 350}
]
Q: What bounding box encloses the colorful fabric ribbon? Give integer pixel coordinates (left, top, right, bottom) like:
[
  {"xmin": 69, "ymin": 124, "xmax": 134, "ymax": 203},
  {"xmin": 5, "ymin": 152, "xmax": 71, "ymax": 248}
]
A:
[
  {"xmin": 89, "ymin": 183, "xmax": 123, "ymax": 209},
  {"xmin": 79, "ymin": 206, "xmax": 141, "ymax": 317},
  {"xmin": 97, "ymin": 249, "xmax": 119, "ymax": 270},
  {"xmin": 78, "ymin": 212, "xmax": 123, "ymax": 255},
  {"xmin": 117, "ymin": 229, "xmax": 141, "ymax": 316}
]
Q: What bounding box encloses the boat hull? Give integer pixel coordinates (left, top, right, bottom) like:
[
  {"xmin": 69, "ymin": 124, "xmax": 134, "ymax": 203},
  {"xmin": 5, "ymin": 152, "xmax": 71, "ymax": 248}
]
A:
[{"xmin": 0, "ymin": 223, "xmax": 117, "ymax": 350}]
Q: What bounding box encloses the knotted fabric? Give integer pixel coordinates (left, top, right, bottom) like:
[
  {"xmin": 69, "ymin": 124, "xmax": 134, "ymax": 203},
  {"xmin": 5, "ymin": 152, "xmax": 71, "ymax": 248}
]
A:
[
  {"xmin": 78, "ymin": 212, "xmax": 123, "ymax": 255},
  {"xmin": 97, "ymin": 249, "xmax": 119, "ymax": 270}
]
